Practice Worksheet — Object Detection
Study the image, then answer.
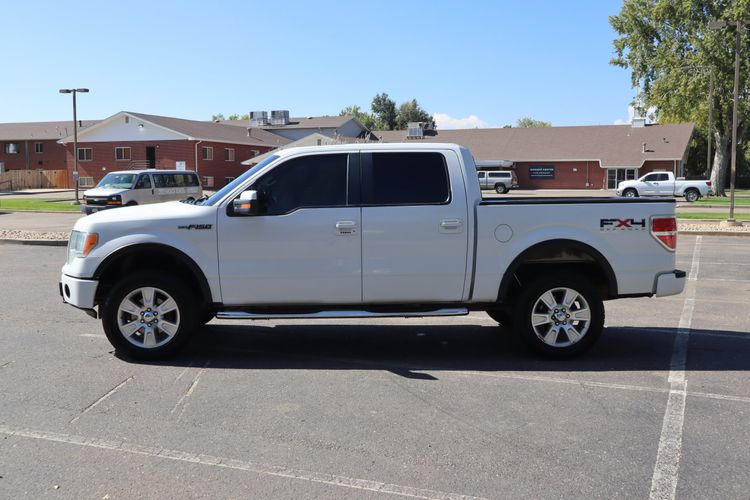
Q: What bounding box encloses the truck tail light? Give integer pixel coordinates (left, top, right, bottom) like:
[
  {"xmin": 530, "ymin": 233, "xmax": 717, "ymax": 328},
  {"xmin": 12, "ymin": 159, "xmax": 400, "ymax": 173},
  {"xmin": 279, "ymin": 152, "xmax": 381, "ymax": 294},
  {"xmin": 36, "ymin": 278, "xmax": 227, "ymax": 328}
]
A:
[
  {"xmin": 706, "ymin": 181, "xmax": 712, "ymax": 187},
  {"xmin": 651, "ymin": 217, "xmax": 677, "ymax": 251}
]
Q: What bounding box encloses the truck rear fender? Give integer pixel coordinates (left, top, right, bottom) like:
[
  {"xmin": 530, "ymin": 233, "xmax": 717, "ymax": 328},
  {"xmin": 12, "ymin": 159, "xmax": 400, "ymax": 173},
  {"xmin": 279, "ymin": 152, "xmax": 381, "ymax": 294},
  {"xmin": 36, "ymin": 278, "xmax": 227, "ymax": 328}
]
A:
[{"xmin": 496, "ymin": 239, "xmax": 618, "ymax": 303}]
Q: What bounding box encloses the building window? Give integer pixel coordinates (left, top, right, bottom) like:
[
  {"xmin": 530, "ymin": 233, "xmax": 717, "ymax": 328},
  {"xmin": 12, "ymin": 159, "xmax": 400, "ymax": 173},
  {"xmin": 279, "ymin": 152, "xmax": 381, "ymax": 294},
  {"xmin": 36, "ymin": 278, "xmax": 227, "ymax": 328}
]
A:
[
  {"xmin": 606, "ymin": 168, "xmax": 637, "ymax": 189},
  {"xmin": 35, "ymin": 142, "xmax": 44, "ymax": 154},
  {"xmin": 224, "ymin": 148, "xmax": 235, "ymax": 161},
  {"xmin": 77, "ymin": 148, "xmax": 93, "ymax": 161},
  {"xmin": 115, "ymin": 147, "xmax": 131, "ymax": 161},
  {"xmin": 4, "ymin": 143, "xmax": 20, "ymax": 154},
  {"xmin": 202, "ymin": 146, "xmax": 213, "ymax": 160},
  {"xmin": 225, "ymin": 176, "xmax": 236, "ymax": 185},
  {"xmin": 78, "ymin": 177, "xmax": 94, "ymax": 187},
  {"xmin": 202, "ymin": 176, "xmax": 214, "ymax": 188}
]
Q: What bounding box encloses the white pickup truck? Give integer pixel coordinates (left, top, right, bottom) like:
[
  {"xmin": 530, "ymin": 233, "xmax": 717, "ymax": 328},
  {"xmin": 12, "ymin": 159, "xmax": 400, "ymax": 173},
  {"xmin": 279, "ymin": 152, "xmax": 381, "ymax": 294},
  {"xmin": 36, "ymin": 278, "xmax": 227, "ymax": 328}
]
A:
[
  {"xmin": 616, "ymin": 171, "xmax": 712, "ymax": 202},
  {"xmin": 60, "ymin": 143, "xmax": 685, "ymax": 359}
]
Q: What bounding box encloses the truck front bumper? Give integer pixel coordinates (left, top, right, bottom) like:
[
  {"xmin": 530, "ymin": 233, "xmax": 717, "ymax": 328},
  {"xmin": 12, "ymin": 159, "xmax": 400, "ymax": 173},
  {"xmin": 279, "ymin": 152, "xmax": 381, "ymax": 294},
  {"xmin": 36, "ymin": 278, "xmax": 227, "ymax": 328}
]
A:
[
  {"xmin": 59, "ymin": 273, "xmax": 99, "ymax": 316},
  {"xmin": 654, "ymin": 269, "xmax": 686, "ymax": 297}
]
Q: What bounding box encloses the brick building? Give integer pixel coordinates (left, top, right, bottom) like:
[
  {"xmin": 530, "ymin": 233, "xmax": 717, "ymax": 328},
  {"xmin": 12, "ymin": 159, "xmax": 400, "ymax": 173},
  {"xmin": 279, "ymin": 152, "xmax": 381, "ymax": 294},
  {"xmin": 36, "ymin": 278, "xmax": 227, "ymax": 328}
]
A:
[
  {"xmin": 377, "ymin": 121, "xmax": 695, "ymax": 190},
  {"xmin": 59, "ymin": 112, "xmax": 290, "ymax": 188},
  {"xmin": 0, "ymin": 120, "xmax": 97, "ymax": 173}
]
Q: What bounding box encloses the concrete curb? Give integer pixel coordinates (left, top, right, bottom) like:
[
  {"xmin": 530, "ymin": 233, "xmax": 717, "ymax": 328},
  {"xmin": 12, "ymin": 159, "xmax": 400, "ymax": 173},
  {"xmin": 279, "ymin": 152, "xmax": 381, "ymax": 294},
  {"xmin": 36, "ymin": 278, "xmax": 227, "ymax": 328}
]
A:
[
  {"xmin": 0, "ymin": 239, "xmax": 68, "ymax": 247},
  {"xmin": 678, "ymin": 230, "xmax": 750, "ymax": 237}
]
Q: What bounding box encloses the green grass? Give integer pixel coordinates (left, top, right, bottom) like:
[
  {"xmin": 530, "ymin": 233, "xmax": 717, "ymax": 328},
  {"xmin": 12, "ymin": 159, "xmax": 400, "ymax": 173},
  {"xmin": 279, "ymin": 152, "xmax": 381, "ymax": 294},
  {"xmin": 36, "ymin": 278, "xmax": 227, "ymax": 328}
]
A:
[
  {"xmin": 0, "ymin": 198, "xmax": 81, "ymax": 212},
  {"xmin": 677, "ymin": 212, "xmax": 750, "ymax": 220},
  {"xmin": 695, "ymin": 195, "xmax": 750, "ymax": 206}
]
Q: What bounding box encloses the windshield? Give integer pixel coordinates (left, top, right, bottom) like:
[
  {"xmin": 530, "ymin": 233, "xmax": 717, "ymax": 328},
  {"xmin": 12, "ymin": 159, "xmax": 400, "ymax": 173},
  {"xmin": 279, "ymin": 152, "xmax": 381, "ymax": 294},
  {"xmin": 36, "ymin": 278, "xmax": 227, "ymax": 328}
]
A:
[
  {"xmin": 97, "ymin": 173, "xmax": 137, "ymax": 189},
  {"xmin": 202, "ymin": 155, "xmax": 279, "ymax": 206}
]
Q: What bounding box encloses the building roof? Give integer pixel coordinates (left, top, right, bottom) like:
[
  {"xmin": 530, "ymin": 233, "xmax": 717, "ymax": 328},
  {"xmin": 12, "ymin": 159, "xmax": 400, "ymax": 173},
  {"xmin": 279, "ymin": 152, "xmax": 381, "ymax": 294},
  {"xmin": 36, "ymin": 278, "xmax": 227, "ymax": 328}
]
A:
[
  {"xmin": 126, "ymin": 112, "xmax": 290, "ymax": 147},
  {"xmin": 376, "ymin": 123, "xmax": 695, "ymax": 168},
  {"xmin": 0, "ymin": 120, "xmax": 99, "ymax": 141},
  {"xmin": 220, "ymin": 115, "xmax": 356, "ymax": 130},
  {"xmin": 240, "ymin": 132, "xmax": 365, "ymax": 165}
]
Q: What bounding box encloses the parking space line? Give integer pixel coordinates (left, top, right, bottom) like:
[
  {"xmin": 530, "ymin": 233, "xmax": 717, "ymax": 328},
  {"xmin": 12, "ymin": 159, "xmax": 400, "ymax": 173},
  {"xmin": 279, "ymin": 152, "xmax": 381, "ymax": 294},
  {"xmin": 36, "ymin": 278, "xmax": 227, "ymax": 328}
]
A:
[
  {"xmin": 649, "ymin": 235, "xmax": 701, "ymax": 500},
  {"xmin": 0, "ymin": 424, "xmax": 488, "ymax": 500},
  {"xmin": 70, "ymin": 376, "xmax": 134, "ymax": 424},
  {"xmin": 170, "ymin": 360, "xmax": 210, "ymax": 421}
]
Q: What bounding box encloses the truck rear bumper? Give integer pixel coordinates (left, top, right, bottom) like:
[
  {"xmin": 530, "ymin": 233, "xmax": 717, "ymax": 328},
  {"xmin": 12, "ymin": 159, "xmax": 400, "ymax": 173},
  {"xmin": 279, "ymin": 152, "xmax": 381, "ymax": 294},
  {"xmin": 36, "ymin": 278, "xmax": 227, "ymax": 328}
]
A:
[{"xmin": 654, "ymin": 269, "xmax": 686, "ymax": 297}]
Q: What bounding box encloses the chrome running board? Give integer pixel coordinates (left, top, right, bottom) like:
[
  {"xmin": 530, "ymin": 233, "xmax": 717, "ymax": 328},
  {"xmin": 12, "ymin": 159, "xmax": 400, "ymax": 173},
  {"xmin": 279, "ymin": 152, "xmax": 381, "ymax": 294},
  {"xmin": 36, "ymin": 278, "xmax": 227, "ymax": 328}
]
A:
[{"xmin": 216, "ymin": 308, "xmax": 469, "ymax": 320}]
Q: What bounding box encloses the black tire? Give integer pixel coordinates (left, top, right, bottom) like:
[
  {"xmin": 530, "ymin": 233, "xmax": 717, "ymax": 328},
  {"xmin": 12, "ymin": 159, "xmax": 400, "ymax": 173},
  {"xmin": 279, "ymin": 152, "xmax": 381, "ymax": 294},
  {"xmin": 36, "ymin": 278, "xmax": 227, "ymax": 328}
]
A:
[
  {"xmin": 495, "ymin": 183, "xmax": 508, "ymax": 194},
  {"xmin": 512, "ymin": 272, "xmax": 604, "ymax": 358},
  {"xmin": 199, "ymin": 307, "xmax": 215, "ymax": 326},
  {"xmin": 486, "ymin": 308, "xmax": 513, "ymax": 327},
  {"xmin": 125, "ymin": 201, "xmax": 138, "ymax": 206},
  {"xmin": 100, "ymin": 271, "xmax": 197, "ymax": 360},
  {"xmin": 623, "ymin": 188, "xmax": 638, "ymax": 198},
  {"xmin": 684, "ymin": 189, "xmax": 700, "ymax": 203}
]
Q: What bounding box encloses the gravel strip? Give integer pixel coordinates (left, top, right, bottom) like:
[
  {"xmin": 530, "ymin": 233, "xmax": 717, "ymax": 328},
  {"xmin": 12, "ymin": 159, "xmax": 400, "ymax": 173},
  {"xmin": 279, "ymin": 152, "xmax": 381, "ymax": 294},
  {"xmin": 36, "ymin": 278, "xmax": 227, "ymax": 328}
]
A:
[{"xmin": 0, "ymin": 229, "xmax": 71, "ymax": 241}]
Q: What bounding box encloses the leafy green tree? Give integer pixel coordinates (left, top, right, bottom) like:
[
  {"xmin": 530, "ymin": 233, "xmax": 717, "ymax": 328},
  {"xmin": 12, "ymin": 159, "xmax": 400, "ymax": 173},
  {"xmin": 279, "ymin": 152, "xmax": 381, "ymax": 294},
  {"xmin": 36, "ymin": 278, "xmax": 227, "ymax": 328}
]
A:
[
  {"xmin": 395, "ymin": 99, "xmax": 435, "ymax": 129},
  {"xmin": 515, "ymin": 117, "xmax": 552, "ymax": 128},
  {"xmin": 371, "ymin": 93, "xmax": 398, "ymax": 130},
  {"xmin": 610, "ymin": 0, "xmax": 750, "ymax": 195},
  {"xmin": 339, "ymin": 105, "xmax": 376, "ymax": 129},
  {"xmin": 211, "ymin": 113, "xmax": 225, "ymax": 121},
  {"xmin": 228, "ymin": 114, "xmax": 240, "ymax": 120}
]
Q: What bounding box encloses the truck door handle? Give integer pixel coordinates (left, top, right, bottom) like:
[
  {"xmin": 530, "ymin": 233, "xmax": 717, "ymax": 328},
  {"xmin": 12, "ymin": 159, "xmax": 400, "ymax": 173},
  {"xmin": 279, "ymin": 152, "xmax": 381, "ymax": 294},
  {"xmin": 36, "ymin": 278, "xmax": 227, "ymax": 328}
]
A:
[
  {"xmin": 439, "ymin": 218, "xmax": 463, "ymax": 233},
  {"xmin": 335, "ymin": 220, "xmax": 357, "ymax": 235}
]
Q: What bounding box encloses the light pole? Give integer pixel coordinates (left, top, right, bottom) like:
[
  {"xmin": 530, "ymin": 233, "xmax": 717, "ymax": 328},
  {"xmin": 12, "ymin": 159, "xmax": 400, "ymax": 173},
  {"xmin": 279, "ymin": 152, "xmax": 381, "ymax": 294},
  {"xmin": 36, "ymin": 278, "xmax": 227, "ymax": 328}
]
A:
[
  {"xmin": 709, "ymin": 19, "xmax": 749, "ymax": 224},
  {"xmin": 59, "ymin": 88, "xmax": 89, "ymax": 203}
]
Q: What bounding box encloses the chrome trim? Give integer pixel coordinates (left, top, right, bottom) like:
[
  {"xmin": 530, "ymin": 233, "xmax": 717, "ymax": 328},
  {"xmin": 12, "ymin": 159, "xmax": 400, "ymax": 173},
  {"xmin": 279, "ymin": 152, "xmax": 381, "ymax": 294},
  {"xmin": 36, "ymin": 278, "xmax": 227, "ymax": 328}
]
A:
[{"xmin": 216, "ymin": 308, "xmax": 469, "ymax": 320}]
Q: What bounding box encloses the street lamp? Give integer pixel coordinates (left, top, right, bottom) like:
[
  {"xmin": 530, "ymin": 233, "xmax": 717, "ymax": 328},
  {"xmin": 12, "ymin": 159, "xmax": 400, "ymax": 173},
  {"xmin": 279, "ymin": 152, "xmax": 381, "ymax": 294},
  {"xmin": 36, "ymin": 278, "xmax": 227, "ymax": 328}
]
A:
[
  {"xmin": 708, "ymin": 19, "xmax": 750, "ymax": 225},
  {"xmin": 59, "ymin": 88, "xmax": 89, "ymax": 203}
]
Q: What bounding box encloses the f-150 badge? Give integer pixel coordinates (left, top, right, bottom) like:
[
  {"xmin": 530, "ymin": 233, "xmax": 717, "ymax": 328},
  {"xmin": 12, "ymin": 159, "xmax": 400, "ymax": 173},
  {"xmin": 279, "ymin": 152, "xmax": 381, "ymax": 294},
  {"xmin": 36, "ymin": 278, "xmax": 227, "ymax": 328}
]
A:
[{"xmin": 178, "ymin": 224, "xmax": 213, "ymax": 230}]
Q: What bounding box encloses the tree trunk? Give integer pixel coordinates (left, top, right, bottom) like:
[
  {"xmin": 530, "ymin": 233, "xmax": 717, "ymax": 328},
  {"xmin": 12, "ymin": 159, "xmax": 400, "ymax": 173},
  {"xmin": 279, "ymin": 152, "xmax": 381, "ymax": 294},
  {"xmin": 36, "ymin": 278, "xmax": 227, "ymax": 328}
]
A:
[{"xmin": 710, "ymin": 133, "xmax": 730, "ymax": 197}]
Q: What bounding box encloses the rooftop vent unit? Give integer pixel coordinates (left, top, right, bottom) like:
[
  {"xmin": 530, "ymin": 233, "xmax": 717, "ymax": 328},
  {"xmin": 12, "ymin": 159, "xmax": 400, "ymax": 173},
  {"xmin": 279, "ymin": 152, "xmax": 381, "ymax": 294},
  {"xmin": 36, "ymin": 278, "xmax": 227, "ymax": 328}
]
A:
[
  {"xmin": 270, "ymin": 110, "xmax": 290, "ymax": 126},
  {"xmin": 632, "ymin": 117, "xmax": 647, "ymax": 128},
  {"xmin": 407, "ymin": 122, "xmax": 430, "ymax": 139},
  {"xmin": 249, "ymin": 111, "xmax": 268, "ymax": 126}
]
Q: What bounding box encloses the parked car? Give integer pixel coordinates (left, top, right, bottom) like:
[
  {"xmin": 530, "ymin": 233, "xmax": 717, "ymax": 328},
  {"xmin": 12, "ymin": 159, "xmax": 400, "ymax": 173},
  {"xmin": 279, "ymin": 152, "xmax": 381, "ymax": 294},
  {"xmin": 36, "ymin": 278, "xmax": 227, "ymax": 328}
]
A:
[
  {"xmin": 81, "ymin": 170, "xmax": 202, "ymax": 214},
  {"xmin": 61, "ymin": 143, "xmax": 684, "ymax": 360},
  {"xmin": 477, "ymin": 170, "xmax": 519, "ymax": 193},
  {"xmin": 616, "ymin": 171, "xmax": 711, "ymax": 202}
]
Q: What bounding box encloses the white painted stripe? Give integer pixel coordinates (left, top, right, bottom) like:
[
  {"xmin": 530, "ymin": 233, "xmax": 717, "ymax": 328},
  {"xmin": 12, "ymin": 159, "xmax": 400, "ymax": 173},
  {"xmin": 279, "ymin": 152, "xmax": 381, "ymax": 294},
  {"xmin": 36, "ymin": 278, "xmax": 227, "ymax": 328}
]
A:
[
  {"xmin": 650, "ymin": 235, "xmax": 701, "ymax": 500},
  {"xmin": 170, "ymin": 360, "xmax": 210, "ymax": 421},
  {"xmin": 79, "ymin": 333, "xmax": 105, "ymax": 338},
  {"xmin": 0, "ymin": 424, "xmax": 487, "ymax": 500},
  {"xmin": 70, "ymin": 376, "xmax": 134, "ymax": 424}
]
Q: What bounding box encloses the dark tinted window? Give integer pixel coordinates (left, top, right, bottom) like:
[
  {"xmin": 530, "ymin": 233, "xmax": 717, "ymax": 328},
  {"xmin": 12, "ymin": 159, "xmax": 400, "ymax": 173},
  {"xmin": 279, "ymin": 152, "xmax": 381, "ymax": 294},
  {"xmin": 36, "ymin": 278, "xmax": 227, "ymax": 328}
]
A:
[
  {"xmin": 364, "ymin": 152, "xmax": 449, "ymax": 205},
  {"xmin": 489, "ymin": 172, "xmax": 509, "ymax": 178},
  {"xmin": 251, "ymin": 154, "xmax": 348, "ymax": 215},
  {"xmin": 657, "ymin": 173, "xmax": 670, "ymax": 181},
  {"xmin": 135, "ymin": 174, "xmax": 151, "ymax": 189}
]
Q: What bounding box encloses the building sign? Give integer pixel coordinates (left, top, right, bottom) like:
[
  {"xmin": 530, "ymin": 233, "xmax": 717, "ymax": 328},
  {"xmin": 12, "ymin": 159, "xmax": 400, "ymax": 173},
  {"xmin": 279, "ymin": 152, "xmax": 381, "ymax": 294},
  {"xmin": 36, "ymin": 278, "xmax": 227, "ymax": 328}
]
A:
[
  {"xmin": 176, "ymin": 161, "xmax": 187, "ymax": 171},
  {"xmin": 529, "ymin": 165, "xmax": 555, "ymax": 179}
]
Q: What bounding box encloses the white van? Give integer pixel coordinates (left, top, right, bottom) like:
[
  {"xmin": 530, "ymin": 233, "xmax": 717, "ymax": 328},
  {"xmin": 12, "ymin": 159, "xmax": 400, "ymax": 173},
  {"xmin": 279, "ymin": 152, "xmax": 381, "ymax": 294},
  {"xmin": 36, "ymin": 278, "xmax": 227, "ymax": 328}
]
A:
[{"xmin": 81, "ymin": 170, "xmax": 202, "ymax": 214}]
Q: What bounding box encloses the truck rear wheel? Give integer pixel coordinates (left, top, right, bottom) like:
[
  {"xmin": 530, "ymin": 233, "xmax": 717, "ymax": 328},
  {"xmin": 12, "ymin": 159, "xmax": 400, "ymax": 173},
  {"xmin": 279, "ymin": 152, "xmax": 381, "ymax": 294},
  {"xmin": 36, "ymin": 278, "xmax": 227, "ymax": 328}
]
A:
[
  {"xmin": 512, "ymin": 272, "xmax": 604, "ymax": 358},
  {"xmin": 101, "ymin": 271, "xmax": 197, "ymax": 360},
  {"xmin": 684, "ymin": 189, "xmax": 700, "ymax": 202},
  {"xmin": 486, "ymin": 308, "xmax": 513, "ymax": 327}
]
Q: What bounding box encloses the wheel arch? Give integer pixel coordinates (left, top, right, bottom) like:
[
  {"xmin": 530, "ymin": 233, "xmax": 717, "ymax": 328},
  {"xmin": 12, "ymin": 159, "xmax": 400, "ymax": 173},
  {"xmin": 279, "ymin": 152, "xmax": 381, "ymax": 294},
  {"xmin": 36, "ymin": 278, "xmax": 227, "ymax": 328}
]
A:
[
  {"xmin": 497, "ymin": 239, "xmax": 618, "ymax": 302},
  {"xmin": 93, "ymin": 243, "xmax": 212, "ymax": 306}
]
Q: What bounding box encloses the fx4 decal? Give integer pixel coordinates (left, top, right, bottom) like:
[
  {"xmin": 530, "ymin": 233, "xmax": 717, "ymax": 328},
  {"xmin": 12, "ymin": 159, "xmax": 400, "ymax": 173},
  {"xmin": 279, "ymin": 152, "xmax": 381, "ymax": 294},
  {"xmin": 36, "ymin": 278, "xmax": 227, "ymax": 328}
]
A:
[
  {"xmin": 178, "ymin": 224, "xmax": 213, "ymax": 230},
  {"xmin": 600, "ymin": 218, "xmax": 647, "ymax": 231}
]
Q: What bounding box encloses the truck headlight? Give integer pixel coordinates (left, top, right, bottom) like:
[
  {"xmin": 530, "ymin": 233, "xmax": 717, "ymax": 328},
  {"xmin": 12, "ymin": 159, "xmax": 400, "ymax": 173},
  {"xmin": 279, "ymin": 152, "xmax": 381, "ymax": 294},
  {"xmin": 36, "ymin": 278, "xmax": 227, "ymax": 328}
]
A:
[{"xmin": 67, "ymin": 231, "xmax": 99, "ymax": 263}]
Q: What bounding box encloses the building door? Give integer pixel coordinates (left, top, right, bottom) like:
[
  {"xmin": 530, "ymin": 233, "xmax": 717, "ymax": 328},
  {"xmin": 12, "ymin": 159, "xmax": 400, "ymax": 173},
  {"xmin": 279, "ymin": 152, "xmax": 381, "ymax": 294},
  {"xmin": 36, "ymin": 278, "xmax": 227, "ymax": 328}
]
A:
[
  {"xmin": 146, "ymin": 146, "xmax": 156, "ymax": 168},
  {"xmin": 607, "ymin": 168, "xmax": 637, "ymax": 189}
]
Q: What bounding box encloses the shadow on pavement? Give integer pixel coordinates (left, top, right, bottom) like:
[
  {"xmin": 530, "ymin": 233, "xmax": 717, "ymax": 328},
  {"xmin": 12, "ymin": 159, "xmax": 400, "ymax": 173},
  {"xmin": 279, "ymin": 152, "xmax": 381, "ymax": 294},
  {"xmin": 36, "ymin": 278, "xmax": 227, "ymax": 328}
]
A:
[{"xmin": 119, "ymin": 322, "xmax": 750, "ymax": 377}]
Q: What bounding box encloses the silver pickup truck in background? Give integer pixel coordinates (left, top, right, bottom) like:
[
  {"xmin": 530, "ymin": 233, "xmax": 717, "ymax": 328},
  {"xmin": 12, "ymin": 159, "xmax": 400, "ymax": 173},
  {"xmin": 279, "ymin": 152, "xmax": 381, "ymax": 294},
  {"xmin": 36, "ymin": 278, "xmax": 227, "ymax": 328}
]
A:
[{"xmin": 616, "ymin": 171, "xmax": 712, "ymax": 202}]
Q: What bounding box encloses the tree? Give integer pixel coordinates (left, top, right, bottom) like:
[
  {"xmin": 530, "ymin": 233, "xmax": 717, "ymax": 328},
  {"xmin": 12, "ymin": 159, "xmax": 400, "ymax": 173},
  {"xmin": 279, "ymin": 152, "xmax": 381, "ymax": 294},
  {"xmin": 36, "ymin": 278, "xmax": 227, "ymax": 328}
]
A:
[
  {"xmin": 211, "ymin": 113, "xmax": 225, "ymax": 121},
  {"xmin": 610, "ymin": 0, "xmax": 750, "ymax": 195},
  {"xmin": 395, "ymin": 99, "xmax": 435, "ymax": 129},
  {"xmin": 339, "ymin": 105, "xmax": 376, "ymax": 129},
  {"xmin": 228, "ymin": 114, "xmax": 240, "ymax": 121},
  {"xmin": 515, "ymin": 117, "xmax": 552, "ymax": 128},
  {"xmin": 371, "ymin": 93, "xmax": 398, "ymax": 130}
]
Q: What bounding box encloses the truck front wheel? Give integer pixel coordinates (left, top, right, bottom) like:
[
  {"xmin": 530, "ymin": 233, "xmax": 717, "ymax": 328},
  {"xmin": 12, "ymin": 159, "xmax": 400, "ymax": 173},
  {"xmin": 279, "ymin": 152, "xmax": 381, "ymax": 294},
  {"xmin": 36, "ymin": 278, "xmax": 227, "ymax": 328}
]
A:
[
  {"xmin": 623, "ymin": 188, "xmax": 638, "ymax": 198},
  {"xmin": 684, "ymin": 189, "xmax": 700, "ymax": 203},
  {"xmin": 101, "ymin": 271, "xmax": 197, "ymax": 360},
  {"xmin": 512, "ymin": 272, "xmax": 604, "ymax": 358},
  {"xmin": 494, "ymin": 183, "xmax": 508, "ymax": 194}
]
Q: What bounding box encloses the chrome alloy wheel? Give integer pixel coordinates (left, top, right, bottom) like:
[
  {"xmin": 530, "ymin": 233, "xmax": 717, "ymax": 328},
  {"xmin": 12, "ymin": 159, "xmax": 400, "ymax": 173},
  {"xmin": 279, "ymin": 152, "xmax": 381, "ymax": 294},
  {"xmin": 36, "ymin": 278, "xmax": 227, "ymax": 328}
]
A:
[
  {"xmin": 116, "ymin": 287, "xmax": 180, "ymax": 349},
  {"xmin": 530, "ymin": 287, "xmax": 591, "ymax": 348}
]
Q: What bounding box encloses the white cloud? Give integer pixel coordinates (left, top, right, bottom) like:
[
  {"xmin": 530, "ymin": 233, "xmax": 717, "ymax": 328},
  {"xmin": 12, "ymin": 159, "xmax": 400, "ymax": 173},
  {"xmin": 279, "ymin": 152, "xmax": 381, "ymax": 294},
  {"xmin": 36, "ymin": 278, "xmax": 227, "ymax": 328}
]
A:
[{"xmin": 434, "ymin": 113, "xmax": 489, "ymax": 129}]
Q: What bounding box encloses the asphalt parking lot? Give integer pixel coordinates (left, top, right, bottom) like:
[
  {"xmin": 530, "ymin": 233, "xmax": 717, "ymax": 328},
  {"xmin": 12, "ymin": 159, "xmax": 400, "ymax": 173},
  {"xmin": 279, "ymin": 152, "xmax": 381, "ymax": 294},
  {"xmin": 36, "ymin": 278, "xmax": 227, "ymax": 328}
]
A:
[{"xmin": 1, "ymin": 236, "xmax": 749, "ymax": 499}]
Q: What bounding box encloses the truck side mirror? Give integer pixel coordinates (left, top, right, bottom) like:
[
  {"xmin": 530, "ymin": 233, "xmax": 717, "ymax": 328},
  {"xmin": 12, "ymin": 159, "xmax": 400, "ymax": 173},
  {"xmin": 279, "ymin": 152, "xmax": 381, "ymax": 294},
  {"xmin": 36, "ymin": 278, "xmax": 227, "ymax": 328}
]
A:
[{"xmin": 232, "ymin": 190, "xmax": 258, "ymax": 216}]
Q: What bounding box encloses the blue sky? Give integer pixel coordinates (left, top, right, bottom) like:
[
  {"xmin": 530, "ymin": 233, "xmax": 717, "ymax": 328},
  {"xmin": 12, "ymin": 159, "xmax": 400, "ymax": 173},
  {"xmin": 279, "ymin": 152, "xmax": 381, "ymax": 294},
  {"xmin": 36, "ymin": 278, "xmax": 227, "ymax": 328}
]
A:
[{"xmin": 1, "ymin": 0, "xmax": 636, "ymax": 128}]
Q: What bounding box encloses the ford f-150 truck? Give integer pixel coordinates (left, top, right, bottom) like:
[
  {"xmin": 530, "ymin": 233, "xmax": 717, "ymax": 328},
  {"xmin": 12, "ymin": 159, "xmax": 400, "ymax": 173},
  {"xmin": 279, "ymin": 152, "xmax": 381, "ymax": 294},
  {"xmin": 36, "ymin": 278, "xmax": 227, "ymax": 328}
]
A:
[
  {"xmin": 60, "ymin": 143, "xmax": 685, "ymax": 359},
  {"xmin": 616, "ymin": 171, "xmax": 712, "ymax": 202}
]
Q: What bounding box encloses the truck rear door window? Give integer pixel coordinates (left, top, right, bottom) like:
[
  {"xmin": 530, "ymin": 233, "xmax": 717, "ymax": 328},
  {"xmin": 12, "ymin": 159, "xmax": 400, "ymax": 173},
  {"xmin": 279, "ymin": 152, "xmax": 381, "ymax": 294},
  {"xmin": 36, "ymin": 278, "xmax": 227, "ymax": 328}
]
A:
[
  {"xmin": 252, "ymin": 153, "xmax": 349, "ymax": 215},
  {"xmin": 363, "ymin": 152, "xmax": 450, "ymax": 205}
]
